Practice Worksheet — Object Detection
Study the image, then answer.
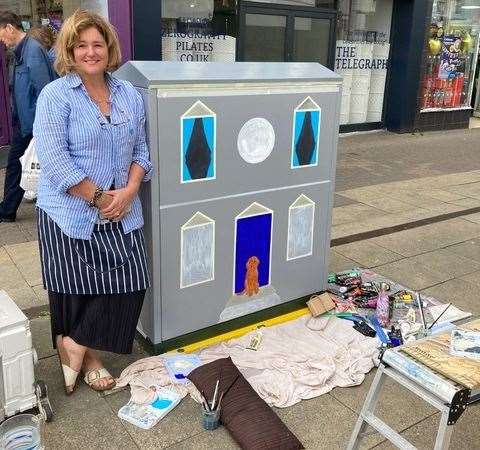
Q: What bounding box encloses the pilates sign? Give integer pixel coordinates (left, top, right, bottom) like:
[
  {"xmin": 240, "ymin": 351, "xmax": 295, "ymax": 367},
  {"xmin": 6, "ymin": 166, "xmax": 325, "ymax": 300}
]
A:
[
  {"xmin": 162, "ymin": 29, "xmax": 236, "ymax": 62},
  {"xmin": 335, "ymin": 44, "xmax": 388, "ymax": 70}
]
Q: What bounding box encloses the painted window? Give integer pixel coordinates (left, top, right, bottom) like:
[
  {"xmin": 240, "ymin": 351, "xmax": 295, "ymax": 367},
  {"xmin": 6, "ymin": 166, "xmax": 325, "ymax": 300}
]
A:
[
  {"xmin": 181, "ymin": 101, "xmax": 216, "ymax": 183},
  {"xmin": 180, "ymin": 212, "xmax": 215, "ymax": 288},
  {"xmin": 287, "ymin": 194, "xmax": 315, "ymax": 260},
  {"xmin": 291, "ymin": 97, "xmax": 321, "ymax": 168}
]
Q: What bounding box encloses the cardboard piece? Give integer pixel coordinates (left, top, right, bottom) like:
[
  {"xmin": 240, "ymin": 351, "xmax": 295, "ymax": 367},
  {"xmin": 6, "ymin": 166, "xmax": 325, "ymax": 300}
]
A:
[{"xmin": 307, "ymin": 292, "xmax": 336, "ymax": 317}]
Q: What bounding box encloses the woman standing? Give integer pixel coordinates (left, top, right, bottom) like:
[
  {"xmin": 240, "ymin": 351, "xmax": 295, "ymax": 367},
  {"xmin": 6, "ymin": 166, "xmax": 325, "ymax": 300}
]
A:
[{"xmin": 33, "ymin": 10, "xmax": 152, "ymax": 394}]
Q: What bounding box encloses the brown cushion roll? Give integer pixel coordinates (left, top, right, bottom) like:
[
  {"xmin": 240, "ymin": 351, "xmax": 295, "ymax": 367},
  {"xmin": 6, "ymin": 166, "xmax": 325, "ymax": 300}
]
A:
[{"xmin": 188, "ymin": 357, "xmax": 304, "ymax": 450}]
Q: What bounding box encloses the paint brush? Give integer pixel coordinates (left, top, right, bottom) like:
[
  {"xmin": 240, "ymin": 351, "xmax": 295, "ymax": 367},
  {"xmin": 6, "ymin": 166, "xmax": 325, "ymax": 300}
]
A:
[
  {"xmin": 428, "ymin": 303, "xmax": 452, "ymax": 330},
  {"xmin": 201, "ymin": 390, "xmax": 211, "ymax": 411},
  {"xmin": 216, "ymin": 390, "xmax": 224, "ymax": 411},
  {"xmin": 211, "ymin": 379, "xmax": 220, "ymax": 410}
]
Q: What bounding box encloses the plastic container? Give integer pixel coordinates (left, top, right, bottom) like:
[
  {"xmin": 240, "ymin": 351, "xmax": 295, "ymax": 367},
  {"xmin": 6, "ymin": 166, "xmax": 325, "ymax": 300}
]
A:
[
  {"xmin": 0, "ymin": 414, "xmax": 43, "ymax": 450},
  {"xmin": 201, "ymin": 407, "xmax": 220, "ymax": 431}
]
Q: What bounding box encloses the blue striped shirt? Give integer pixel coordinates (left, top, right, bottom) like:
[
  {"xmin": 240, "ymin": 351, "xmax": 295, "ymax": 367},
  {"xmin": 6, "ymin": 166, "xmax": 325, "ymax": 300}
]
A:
[{"xmin": 33, "ymin": 72, "xmax": 152, "ymax": 240}]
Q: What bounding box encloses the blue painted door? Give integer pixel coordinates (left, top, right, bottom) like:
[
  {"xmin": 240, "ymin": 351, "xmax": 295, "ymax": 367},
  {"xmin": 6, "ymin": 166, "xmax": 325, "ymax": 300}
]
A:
[{"xmin": 234, "ymin": 213, "xmax": 272, "ymax": 294}]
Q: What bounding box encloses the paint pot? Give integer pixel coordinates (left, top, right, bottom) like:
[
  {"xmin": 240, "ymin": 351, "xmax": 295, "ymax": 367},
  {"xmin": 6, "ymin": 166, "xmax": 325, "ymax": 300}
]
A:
[
  {"xmin": 201, "ymin": 407, "xmax": 221, "ymax": 431},
  {"xmin": 0, "ymin": 414, "xmax": 43, "ymax": 450}
]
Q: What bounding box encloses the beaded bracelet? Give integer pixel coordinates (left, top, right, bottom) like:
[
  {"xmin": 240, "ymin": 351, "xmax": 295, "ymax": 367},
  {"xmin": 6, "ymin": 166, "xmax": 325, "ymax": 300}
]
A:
[{"xmin": 88, "ymin": 186, "xmax": 104, "ymax": 208}]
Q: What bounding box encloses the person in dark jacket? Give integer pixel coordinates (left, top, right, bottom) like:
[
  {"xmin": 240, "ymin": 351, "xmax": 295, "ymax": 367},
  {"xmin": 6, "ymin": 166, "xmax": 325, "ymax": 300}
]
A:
[{"xmin": 0, "ymin": 12, "xmax": 56, "ymax": 222}]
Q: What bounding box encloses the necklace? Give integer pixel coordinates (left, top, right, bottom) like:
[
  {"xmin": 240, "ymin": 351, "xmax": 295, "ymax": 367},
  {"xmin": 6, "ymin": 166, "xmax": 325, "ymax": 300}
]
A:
[{"xmin": 91, "ymin": 96, "xmax": 111, "ymax": 105}]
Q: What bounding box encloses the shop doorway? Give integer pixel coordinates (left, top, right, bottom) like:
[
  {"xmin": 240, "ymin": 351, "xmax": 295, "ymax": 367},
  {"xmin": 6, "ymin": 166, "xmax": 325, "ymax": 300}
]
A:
[
  {"xmin": 237, "ymin": 1, "xmax": 336, "ymax": 69},
  {"xmin": 474, "ymin": 52, "xmax": 480, "ymax": 118}
]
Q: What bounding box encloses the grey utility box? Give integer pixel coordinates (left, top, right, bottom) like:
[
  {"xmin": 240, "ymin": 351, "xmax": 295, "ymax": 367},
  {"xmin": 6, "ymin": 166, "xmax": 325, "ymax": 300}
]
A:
[{"xmin": 115, "ymin": 61, "xmax": 342, "ymax": 350}]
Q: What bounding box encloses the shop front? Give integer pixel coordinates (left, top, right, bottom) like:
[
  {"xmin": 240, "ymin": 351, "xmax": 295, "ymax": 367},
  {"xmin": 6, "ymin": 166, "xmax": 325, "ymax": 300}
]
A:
[
  {"xmin": 1, "ymin": 0, "xmax": 478, "ymax": 139},
  {"xmin": 144, "ymin": 1, "xmax": 393, "ymax": 133},
  {"xmin": 415, "ymin": 0, "xmax": 480, "ymax": 131}
]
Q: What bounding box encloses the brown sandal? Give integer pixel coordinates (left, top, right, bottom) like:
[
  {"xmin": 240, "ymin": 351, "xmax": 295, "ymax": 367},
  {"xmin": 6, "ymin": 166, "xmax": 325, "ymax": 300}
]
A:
[
  {"xmin": 55, "ymin": 336, "xmax": 79, "ymax": 395},
  {"xmin": 83, "ymin": 368, "xmax": 116, "ymax": 392}
]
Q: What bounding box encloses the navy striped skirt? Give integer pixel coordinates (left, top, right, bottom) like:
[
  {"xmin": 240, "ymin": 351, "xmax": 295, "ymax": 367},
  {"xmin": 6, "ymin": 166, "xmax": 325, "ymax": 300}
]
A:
[
  {"xmin": 37, "ymin": 208, "xmax": 150, "ymax": 353},
  {"xmin": 37, "ymin": 208, "xmax": 149, "ymax": 295}
]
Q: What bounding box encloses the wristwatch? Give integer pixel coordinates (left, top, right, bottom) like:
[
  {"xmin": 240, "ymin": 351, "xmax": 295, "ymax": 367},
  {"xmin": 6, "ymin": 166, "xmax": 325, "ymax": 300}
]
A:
[{"xmin": 88, "ymin": 186, "xmax": 104, "ymax": 208}]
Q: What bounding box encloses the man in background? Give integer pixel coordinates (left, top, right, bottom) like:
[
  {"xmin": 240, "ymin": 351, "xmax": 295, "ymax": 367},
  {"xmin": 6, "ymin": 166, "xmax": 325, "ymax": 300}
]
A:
[{"xmin": 0, "ymin": 11, "xmax": 56, "ymax": 222}]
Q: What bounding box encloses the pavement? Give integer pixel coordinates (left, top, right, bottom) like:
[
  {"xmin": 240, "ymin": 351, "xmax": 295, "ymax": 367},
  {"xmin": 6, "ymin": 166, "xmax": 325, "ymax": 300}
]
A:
[{"xmin": 2, "ymin": 127, "xmax": 480, "ymax": 449}]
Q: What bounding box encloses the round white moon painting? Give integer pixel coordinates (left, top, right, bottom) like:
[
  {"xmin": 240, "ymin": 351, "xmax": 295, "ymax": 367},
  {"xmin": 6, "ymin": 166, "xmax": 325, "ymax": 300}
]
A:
[{"xmin": 237, "ymin": 118, "xmax": 275, "ymax": 164}]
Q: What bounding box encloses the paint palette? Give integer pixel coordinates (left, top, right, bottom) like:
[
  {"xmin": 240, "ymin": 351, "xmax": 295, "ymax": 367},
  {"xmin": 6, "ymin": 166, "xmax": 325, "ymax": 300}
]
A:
[
  {"xmin": 163, "ymin": 354, "xmax": 202, "ymax": 385},
  {"xmin": 118, "ymin": 387, "xmax": 182, "ymax": 429}
]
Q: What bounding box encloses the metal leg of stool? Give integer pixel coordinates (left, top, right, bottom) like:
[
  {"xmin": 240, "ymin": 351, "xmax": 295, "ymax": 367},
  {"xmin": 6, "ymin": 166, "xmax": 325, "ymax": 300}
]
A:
[
  {"xmin": 347, "ymin": 366, "xmax": 386, "ymax": 450},
  {"xmin": 433, "ymin": 408, "xmax": 453, "ymax": 450}
]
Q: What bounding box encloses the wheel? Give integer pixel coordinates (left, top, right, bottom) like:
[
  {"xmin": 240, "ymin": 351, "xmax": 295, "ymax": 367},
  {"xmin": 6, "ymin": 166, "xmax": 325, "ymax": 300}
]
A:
[
  {"xmin": 35, "ymin": 380, "xmax": 48, "ymax": 399},
  {"xmin": 40, "ymin": 398, "xmax": 54, "ymax": 422}
]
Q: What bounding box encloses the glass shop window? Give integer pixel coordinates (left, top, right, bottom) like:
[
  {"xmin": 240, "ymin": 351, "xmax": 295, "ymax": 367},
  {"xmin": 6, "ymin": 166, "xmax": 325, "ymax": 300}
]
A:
[
  {"xmin": 335, "ymin": 0, "xmax": 393, "ymax": 125},
  {"xmin": 420, "ymin": 0, "xmax": 480, "ymax": 112},
  {"xmin": 1, "ymin": 0, "xmax": 108, "ymax": 33},
  {"xmin": 161, "ymin": 0, "xmax": 237, "ymax": 62}
]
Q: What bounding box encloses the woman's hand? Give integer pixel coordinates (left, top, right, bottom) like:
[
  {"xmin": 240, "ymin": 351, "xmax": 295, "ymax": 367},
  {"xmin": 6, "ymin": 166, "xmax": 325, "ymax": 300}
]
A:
[{"xmin": 99, "ymin": 187, "xmax": 136, "ymax": 220}]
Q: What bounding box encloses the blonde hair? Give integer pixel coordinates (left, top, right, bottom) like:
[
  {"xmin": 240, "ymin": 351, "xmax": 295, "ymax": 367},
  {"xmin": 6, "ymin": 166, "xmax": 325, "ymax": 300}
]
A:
[{"xmin": 54, "ymin": 9, "xmax": 121, "ymax": 76}]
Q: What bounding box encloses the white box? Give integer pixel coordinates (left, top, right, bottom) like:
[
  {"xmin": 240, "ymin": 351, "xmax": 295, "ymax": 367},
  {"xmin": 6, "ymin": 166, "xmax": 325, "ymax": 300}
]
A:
[{"xmin": 0, "ymin": 290, "xmax": 37, "ymax": 419}]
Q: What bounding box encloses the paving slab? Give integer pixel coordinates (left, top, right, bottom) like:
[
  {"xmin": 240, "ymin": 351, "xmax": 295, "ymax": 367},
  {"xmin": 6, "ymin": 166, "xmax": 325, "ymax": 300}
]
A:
[
  {"xmin": 371, "ymin": 219, "xmax": 480, "ymax": 257},
  {"xmin": 421, "ymin": 278, "xmax": 480, "ymax": 314},
  {"xmin": 330, "ymin": 370, "xmax": 436, "ymax": 442},
  {"xmin": 356, "ymin": 196, "xmax": 421, "ymax": 213},
  {"xmin": 276, "ymin": 392, "xmax": 380, "ymax": 450},
  {"xmin": 338, "ymin": 186, "xmax": 385, "ymax": 203},
  {"xmin": 432, "ymin": 171, "xmax": 480, "ymax": 187},
  {"xmin": 166, "ymin": 427, "xmax": 238, "ymax": 450},
  {"xmin": 331, "ymin": 213, "xmax": 430, "ymax": 241},
  {"xmin": 419, "ymin": 202, "xmax": 467, "ymax": 214},
  {"xmin": 372, "ymin": 258, "xmax": 454, "ymax": 292},
  {"xmin": 30, "ymin": 315, "xmax": 56, "ymax": 360},
  {"xmin": 462, "ymin": 211, "xmax": 480, "ymax": 224},
  {"xmin": 460, "ymin": 271, "xmax": 480, "ymax": 289},
  {"xmin": 444, "ymin": 238, "xmax": 480, "ymax": 263},
  {"xmin": 372, "ymin": 401, "xmax": 480, "ymax": 450},
  {"xmin": 407, "ymin": 248, "xmax": 480, "ymax": 278},
  {"xmin": 448, "ymin": 197, "xmax": 480, "ymax": 208},
  {"xmin": 2, "ymin": 285, "xmax": 40, "ymax": 309},
  {"xmin": 33, "ymin": 284, "xmax": 49, "ymax": 305},
  {"xmin": 35, "ymin": 357, "xmax": 138, "ymax": 450},
  {"xmin": 4, "ymin": 240, "xmax": 42, "ymax": 286},
  {"xmin": 334, "ymin": 193, "xmax": 358, "ymax": 207},
  {"xmin": 328, "ymin": 250, "xmax": 361, "ymax": 273},
  {"xmin": 334, "ymin": 240, "xmax": 404, "ymax": 268},
  {"xmin": 387, "ymin": 191, "xmax": 446, "ymax": 209},
  {"xmin": 335, "ymin": 129, "xmax": 480, "ymax": 192},
  {"xmin": 447, "ymin": 181, "xmax": 480, "ymax": 199},
  {"xmin": 0, "ymin": 223, "xmax": 31, "ymax": 245},
  {"xmin": 416, "ymin": 189, "xmax": 467, "ymax": 202},
  {"xmin": 332, "ymin": 204, "xmax": 386, "ymax": 226}
]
